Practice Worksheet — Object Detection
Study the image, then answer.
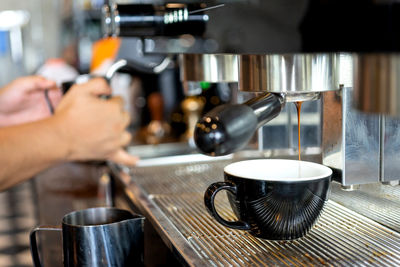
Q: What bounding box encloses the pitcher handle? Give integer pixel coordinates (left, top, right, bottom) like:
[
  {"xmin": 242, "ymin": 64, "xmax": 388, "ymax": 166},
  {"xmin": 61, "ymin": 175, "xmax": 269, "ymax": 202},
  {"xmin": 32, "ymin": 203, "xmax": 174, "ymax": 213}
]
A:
[
  {"xmin": 30, "ymin": 225, "xmax": 62, "ymax": 267},
  {"xmin": 204, "ymin": 182, "xmax": 251, "ymax": 230}
]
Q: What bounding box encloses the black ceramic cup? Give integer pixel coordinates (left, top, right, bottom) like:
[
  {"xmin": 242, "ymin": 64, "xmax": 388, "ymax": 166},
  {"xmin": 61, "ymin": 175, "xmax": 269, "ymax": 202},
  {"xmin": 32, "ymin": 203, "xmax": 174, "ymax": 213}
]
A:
[{"xmin": 204, "ymin": 159, "xmax": 332, "ymax": 240}]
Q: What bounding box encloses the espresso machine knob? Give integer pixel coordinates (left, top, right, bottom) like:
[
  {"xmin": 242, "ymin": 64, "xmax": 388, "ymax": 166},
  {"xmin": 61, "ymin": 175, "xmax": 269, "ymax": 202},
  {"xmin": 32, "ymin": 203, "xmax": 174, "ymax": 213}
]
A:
[{"xmin": 194, "ymin": 93, "xmax": 284, "ymax": 156}]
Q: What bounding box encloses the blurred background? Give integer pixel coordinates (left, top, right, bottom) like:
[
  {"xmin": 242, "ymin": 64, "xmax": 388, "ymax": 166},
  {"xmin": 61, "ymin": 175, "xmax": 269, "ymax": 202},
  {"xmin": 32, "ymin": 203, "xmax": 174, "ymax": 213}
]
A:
[{"xmin": 0, "ymin": 0, "xmax": 104, "ymax": 83}]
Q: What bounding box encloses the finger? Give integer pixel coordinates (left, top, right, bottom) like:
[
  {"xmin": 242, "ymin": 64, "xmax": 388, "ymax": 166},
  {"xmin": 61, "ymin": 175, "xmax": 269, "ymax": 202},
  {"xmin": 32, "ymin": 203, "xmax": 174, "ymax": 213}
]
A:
[
  {"xmin": 36, "ymin": 78, "xmax": 57, "ymax": 90},
  {"xmin": 24, "ymin": 76, "xmax": 57, "ymax": 92},
  {"xmin": 75, "ymin": 77, "xmax": 111, "ymax": 97},
  {"xmin": 121, "ymin": 111, "xmax": 131, "ymax": 128},
  {"xmin": 120, "ymin": 131, "xmax": 132, "ymax": 147},
  {"xmin": 108, "ymin": 149, "xmax": 139, "ymax": 166},
  {"xmin": 46, "ymin": 85, "xmax": 62, "ymax": 94},
  {"xmin": 47, "ymin": 87, "xmax": 63, "ymax": 107}
]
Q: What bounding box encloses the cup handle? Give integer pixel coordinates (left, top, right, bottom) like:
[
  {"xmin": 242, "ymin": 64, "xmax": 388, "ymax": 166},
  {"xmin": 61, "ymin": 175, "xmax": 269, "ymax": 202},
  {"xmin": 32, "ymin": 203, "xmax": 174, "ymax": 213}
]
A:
[
  {"xmin": 204, "ymin": 182, "xmax": 251, "ymax": 230},
  {"xmin": 30, "ymin": 225, "xmax": 62, "ymax": 267}
]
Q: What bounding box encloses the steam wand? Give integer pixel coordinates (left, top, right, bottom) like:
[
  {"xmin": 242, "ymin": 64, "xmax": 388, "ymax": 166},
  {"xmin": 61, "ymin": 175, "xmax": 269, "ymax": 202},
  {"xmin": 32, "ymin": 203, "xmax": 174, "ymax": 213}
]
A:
[
  {"xmin": 188, "ymin": 4, "xmax": 225, "ymax": 14},
  {"xmin": 61, "ymin": 57, "xmax": 172, "ymax": 95}
]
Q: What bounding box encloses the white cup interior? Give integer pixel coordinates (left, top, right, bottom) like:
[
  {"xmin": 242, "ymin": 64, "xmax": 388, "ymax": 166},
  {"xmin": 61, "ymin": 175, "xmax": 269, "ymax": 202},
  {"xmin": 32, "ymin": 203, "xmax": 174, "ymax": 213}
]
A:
[{"xmin": 224, "ymin": 159, "xmax": 332, "ymax": 181}]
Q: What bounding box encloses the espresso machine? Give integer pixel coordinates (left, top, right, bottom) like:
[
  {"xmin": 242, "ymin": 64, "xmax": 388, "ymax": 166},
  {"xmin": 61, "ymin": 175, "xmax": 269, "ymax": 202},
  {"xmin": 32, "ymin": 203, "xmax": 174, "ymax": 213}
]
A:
[{"xmin": 105, "ymin": 1, "xmax": 400, "ymax": 266}]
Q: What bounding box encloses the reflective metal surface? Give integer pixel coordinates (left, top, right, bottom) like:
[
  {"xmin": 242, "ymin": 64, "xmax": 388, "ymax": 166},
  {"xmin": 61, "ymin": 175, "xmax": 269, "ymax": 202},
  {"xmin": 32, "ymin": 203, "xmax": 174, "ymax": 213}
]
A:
[
  {"xmin": 322, "ymin": 87, "xmax": 381, "ymax": 185},
  {"xmin": 354, "ymin": 54, "xmax": 400, "ymax": 116},
  {"xmin": 30, "ymin": 207, "xmax": 144, "ymax": 267},
  {"xmin": 126, "ymin": 142, "xmax": 197, "ymax": 160},
  {"xmin": 239, "ymin": 54, "xmax": 340, "ymax": 101},
  {"xmin": 382, "ymin": 116, "xmax": 400, "ymax": 182},
  {"xmin": 179, "ymin": 54, "xmax": 238, "ymax": 83},
  {"xmin": 110, "ymin": 153, "xmax": 400, "ymax": 266},
  {"xmin": 330, "ymin": 182, "xmax": 400, "ymax": 233}
]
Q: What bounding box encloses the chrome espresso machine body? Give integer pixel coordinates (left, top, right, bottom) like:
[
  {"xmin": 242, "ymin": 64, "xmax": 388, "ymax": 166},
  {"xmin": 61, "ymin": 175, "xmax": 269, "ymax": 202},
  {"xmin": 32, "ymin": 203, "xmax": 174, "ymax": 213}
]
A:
[{"xmin": 104, "ymin": 1, "xmax": 400, "ymax": 266}]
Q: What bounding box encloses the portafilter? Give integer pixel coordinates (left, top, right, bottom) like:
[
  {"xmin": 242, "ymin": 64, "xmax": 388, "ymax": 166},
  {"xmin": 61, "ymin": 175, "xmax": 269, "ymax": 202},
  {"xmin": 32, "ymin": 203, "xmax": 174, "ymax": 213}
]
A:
[{"xmin": 193, "ymin": 53, "xmax": 340, "ymax": 156}]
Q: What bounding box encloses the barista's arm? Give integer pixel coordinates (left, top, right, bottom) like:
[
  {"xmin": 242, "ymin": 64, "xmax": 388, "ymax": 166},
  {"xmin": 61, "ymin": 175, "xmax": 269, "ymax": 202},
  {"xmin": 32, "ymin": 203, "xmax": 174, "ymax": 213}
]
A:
[
  {"xmin": 0, "ymin": 118, "xmax": 68, "ymax": 190},
  {"xmin": 0, "ymin": 78, "xmax": 138, "ymax": 191}
]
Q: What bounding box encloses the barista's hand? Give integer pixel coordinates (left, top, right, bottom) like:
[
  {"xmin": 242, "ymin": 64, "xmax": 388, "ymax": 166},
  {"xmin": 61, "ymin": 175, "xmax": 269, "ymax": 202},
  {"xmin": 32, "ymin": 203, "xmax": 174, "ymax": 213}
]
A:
[
  {"xmin": 52, "ymin": 78, "xmax": 138, "ymax": 166},
  {"xmin": 0, "ymin": 76, "xmax": 61, "ymax": 127}
]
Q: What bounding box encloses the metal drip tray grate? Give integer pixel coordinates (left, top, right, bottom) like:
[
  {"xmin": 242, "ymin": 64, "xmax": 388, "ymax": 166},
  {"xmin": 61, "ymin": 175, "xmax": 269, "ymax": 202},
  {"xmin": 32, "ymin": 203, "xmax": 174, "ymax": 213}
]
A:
[
  {"xmin": 331, "ymin": 183, "xmax": 400, "ymax": 233},
  {"xmin": 130, "ymin": 159, "xmax": 230, "ymax": 194},
  {"xmin": 152, "ymin": 195, "xmax": 400, "ymax": 266},
  {"xmin": 128, "ymin": 159, "xmax": 400, "ymax": 266}
]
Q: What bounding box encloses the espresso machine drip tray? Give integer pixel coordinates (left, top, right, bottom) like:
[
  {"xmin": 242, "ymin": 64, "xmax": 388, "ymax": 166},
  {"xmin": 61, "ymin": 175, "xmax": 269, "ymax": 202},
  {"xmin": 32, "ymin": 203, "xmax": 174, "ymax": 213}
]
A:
[
  {"xmin": 153, "ymin": 195, "xmax": 400, "ymax": 266},
  {"xmin": 113, "ymin": 156, "xmax": 400, "ymax": 266}
]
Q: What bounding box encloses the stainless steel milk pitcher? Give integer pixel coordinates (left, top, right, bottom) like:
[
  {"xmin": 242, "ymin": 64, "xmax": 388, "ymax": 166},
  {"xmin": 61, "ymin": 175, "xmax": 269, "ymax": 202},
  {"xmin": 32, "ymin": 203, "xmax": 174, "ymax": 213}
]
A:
[{"xmin": 30, "ymin": 207, "xmax": 145, "ymax": 267}]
